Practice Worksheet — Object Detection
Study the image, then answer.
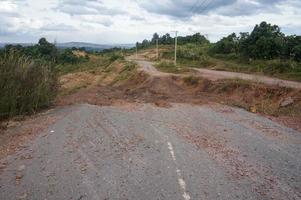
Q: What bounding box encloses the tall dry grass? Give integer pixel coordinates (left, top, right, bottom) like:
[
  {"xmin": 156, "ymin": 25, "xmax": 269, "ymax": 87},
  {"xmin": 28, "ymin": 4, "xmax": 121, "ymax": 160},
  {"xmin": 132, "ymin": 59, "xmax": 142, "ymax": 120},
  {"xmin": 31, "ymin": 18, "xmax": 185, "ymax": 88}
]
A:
[{"xmin": 0, "ymin": 51, "xmax": 57, "ymax": 119}]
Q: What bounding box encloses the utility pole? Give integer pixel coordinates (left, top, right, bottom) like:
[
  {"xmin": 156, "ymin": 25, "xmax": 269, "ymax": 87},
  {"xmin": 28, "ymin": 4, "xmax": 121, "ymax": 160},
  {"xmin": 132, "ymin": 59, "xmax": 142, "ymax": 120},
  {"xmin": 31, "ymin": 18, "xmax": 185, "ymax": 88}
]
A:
[
  {"xmin": 174, "ymin": 31, "xmax": 178, "ymax": 66},
  {"xmin": 156, "ymin": 39, "xmax": 159, "ymax": 60},
  {"xmin": 136, "ymin": 43, "xmax": 138, "ymax": 59}
]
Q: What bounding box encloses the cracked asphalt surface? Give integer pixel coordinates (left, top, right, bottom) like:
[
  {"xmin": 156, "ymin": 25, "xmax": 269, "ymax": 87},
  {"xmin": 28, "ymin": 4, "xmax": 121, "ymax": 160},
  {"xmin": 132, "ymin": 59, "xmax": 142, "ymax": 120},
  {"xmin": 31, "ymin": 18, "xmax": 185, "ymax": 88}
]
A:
[{"xmin": 0, "ymin": 103, "xmax": 300, "ymax": 200}]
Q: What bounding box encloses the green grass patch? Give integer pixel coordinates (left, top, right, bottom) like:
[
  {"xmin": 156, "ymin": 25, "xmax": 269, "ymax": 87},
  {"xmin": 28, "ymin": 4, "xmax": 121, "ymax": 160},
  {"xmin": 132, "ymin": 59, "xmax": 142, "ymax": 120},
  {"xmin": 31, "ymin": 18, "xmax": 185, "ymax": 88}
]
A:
[
  {"xmin": 208, "ymin": 56, "xmax": 301, "ymax": 81},
  {"xmin": 55, "ymin": 55, "xmax": 111, "ymax": 75},
  {"xmin": 155, "ymin": 61, "xmax": 181, "ymax": 73}
]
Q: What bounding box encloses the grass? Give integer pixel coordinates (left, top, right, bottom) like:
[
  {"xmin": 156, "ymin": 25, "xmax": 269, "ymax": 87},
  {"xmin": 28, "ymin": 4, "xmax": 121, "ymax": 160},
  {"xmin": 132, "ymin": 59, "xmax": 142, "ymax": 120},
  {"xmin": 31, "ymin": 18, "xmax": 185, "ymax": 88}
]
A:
[
  {"xmin": 57, "ymin": 59, "xmax": 138, "ymax": 96},
  {"xmin": 146, "ymin": 45, "xmax": 301, "ymax": 82},
  {"xmin": 59, "ymin": 83, "xmax": 88, "ymax": 96},
  {"xmin": 155, "ymin": 61, "xmax": 182, "ymax": 73},
  {"xmin": 203, "ymin": 56, "xmax": 301, "ymax": 82},
  {"xmin": 54, "ymin": 51, "xmax": 126, "ymax": 75},
  {"xmin": 112, "ymin": 61, "xmax": 137, "ymax": 84},
  {"xmin": 55, "ymin": 55, "xmax": 111, "ymax": 75},
  {"xmin": 0, "ymin": 51, "xmax": 57, "ymax": 120}
]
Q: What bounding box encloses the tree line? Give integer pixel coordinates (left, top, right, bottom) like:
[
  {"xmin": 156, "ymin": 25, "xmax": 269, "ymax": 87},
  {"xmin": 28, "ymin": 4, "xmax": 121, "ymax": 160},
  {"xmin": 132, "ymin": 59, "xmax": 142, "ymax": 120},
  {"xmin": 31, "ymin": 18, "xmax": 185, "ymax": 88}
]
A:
[
  {"xmin": 136, "ymin": 32, "xmax": 209, "ymax": 48},
  {"xmin": 1, "ymin": 38, "xmax": 89, "ymax": 65},
  {"xmin": 136, "ymin": 21, "xmax": 301, "ymax": 62},
  {"xmin": 209, "ymin": 22, "xmax": 301, "ymax": 62}
]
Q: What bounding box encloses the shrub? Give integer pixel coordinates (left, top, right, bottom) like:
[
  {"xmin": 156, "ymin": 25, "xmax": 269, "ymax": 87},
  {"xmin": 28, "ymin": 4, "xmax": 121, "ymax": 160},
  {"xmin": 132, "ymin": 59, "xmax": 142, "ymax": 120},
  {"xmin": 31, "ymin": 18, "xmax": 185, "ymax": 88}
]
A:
[
  {"xmin": 0, "ymin": 51, "xmax": 57, "ymax": 119},
  {"xmin": 59, "ymin": 49, "xmax": 89, "ymax": 64},
  {"xmin": 109, "ymin": 52, "xmax": 124, "ymax": 62},
  {"xmin": 177, "ymin": 44, "xmax": 207, "ymax": 60}
]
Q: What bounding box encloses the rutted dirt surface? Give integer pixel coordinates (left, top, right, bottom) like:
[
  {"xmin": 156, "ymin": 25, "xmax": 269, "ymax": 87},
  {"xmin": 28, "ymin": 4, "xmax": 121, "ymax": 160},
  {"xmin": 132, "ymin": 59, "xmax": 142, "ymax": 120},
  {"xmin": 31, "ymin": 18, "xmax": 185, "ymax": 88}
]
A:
[
  {"xmin": 193, "ymin": 68, "xmax": 301, "ymax": 89},
  {"xmin": 0, "ymin": 103, "xmax": 300, "ymax": 200}
]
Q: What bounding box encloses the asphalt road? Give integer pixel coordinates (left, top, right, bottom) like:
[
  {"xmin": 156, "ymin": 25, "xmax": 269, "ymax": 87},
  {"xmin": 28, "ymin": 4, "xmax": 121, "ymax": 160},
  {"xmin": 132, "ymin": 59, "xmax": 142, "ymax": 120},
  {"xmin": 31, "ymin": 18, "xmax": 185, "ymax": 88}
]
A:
[{"xmin": 0, "ymin": 103, "xmax": 300, "ymax": 200}]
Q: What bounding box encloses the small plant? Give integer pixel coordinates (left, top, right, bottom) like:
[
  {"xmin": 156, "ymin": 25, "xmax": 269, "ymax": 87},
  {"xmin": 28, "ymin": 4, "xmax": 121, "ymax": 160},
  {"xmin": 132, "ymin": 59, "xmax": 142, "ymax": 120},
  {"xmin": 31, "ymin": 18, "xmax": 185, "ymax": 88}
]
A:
[{"xmin": 183, "ymin": 76, "xmax": 199, "ymax": 85}]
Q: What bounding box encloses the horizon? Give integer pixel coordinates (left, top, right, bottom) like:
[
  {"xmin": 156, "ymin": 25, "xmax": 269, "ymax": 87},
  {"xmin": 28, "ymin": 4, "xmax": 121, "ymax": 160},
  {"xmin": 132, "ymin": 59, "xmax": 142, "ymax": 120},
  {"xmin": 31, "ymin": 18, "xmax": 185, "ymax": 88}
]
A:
[
  {"xmin": 1, "ymin": 0, "xmax": 301, "ymax": 44},
  {"xmin": 0, "ymin": 41, "xmax": 135, "ymax": 45}
]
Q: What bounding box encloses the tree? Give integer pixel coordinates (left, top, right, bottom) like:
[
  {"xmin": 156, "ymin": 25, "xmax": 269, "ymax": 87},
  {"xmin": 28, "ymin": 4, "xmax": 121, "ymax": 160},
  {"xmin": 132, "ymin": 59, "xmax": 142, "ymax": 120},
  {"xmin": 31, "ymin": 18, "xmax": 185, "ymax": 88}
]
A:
[
  {"xmin": 211, "ymin": 33, "xmax": 238, "ymax": 54},
  {"xmin": 284, "ymin": 35, "xmax": 301, "ymax": 60},
  {"xmin": 37, "ymin": 38, "xmax": 58, "ymax": 62},
  {"xmin": 178, "ymin": 33, "xmax": 209, "ymax": 45},
  {"xmin": 151, "ymin": 33, "xmax": 159, "ymax": 44},
  {"xmin": 141, "ymin": 39, "xmax": 150, "ymax": 48},
  {"xmin": 160, "ymin": 33, "xmax": 173, "ymax": 45},
  {"xmin": 242, "ymin": 21, "xmax": 285, "ymax": 59},
  {"xmin": 238, "ymin": 32, "xmax": 250, "ymax": 56},
  {"xmin": 292, "ymin": 44, "xmax": 301, "ymax": 62}
]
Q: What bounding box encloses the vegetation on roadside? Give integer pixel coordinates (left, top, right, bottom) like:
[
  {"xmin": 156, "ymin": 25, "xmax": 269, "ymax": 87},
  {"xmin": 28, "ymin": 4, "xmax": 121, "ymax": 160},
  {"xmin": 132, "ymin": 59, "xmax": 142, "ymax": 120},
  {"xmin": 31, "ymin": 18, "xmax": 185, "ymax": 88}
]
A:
[
  {"xmin": 111, "ymin": 61, "xmax": 137, "ymax": 84},
  {"xmin": 155, "ymin": 61, "xmax": 181, "ymax": 73},
  {"xmin": 136, "ymin": 21, "xmax": 301, "ymax": 81},
  {"xmin": 2, "ymin": 38, "xmax": 89, "ymax": 65},
  {"xmin": 0, "ymin": 51, "xmax": 57, "ymax": 120},
  {"xmin": 0, "ymin": 37, "xmax": 131, "ymax": 120}
]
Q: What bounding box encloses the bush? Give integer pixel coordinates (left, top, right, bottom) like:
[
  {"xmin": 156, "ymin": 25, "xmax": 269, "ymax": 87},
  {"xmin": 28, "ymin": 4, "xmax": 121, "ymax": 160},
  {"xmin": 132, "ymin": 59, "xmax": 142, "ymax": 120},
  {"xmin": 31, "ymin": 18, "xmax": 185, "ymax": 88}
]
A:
[
  {"xmin": 109, "ymin": 52, "xmax": 124, "ymax": 62},
  {"xmin": 177, "ymin": 44, "xmax": 212, "ymax": 67},
  {"xmin": 0, "ymin": 51, "xmax": 57, "ymax": 119},
  {"xmin": 59, "ymin": 49, "xmax": 89, "ymax": 64}
]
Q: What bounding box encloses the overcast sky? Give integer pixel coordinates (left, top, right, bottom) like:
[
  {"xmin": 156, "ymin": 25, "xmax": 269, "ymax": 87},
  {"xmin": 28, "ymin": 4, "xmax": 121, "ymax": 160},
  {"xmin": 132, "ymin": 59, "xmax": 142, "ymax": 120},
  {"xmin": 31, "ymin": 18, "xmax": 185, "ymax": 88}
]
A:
[{"xmin": 0, "ymin": 0, "xmax": 300, "ymax": 44}]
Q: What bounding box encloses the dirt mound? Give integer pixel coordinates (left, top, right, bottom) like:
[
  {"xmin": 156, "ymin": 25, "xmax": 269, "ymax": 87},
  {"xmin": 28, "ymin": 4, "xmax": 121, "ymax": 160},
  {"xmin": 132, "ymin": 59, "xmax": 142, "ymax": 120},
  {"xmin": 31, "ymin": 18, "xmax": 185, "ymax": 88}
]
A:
[
  {"xmin": 121, "ymin": 72, "xmax": 184, "ymax": 95},
  {"xmin": 121, "ymin": 72, "xmax": 301, "ymax": 120},
  {"xmin": 56, "ymin": 71, "xmax": 301, "ymax": 131}
]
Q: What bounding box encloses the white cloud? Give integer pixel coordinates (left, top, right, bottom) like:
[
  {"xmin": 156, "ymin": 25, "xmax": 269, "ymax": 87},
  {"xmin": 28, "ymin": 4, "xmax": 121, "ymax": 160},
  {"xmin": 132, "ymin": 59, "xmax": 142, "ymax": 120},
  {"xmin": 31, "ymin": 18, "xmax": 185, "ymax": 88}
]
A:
[{"xmin": 0, "ymin": 0, "xmax": 300, "ymax": 43}]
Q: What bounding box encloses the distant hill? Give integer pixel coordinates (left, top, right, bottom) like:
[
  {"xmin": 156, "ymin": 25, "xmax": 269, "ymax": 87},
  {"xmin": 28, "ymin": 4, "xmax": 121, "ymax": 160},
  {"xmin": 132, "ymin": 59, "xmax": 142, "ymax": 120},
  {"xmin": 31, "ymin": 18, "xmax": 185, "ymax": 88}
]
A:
[
  {"xmin": 0, "ymin": 42, "xmax": 135, "ymax": 51},
  {"xmin": 56, "ymin": 42, "xmax": 134, "ymax": 51},
  {"xmin": 0, "ymin": 43, "xmax": 34, "ymax": 48}
]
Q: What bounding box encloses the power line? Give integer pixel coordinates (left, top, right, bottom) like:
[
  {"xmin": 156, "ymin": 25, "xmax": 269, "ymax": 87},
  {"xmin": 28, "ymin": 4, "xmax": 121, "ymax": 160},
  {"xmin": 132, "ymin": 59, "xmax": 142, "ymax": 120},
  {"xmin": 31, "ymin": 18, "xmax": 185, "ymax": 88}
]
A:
[
  {"xmin": 198, "ymin": 0, "xmax": 213, "ymax": 14},
  {"xmin": 190, "ymin": 0, "xmax": 209, "ymax": 14},
  {"xmin": 189, "ymin": 0, "xmax": 202, "ymax": 13}
]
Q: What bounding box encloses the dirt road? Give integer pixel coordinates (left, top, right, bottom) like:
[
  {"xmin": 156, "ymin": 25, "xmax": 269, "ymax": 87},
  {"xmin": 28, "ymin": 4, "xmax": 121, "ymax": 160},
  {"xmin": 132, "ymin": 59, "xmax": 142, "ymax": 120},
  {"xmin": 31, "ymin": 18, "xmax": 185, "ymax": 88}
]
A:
[
  {"xmin": 133, "ymin": 59, "xmax": 301, "ymax": 89},
  {"xmin": 193, "ymin": 68, "xmax": 301, "ymax": 89},
  {"xmin": 0, "ymin": 103, "xmax": 300, "ymax": 200}
]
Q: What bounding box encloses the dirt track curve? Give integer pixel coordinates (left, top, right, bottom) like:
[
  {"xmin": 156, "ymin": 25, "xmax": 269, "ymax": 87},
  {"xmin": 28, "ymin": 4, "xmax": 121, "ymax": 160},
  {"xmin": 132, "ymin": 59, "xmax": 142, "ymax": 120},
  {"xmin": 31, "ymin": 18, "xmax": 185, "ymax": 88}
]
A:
[{"xmin": 132, "ymin": 58, "xmax": 301, "ymax": 89}]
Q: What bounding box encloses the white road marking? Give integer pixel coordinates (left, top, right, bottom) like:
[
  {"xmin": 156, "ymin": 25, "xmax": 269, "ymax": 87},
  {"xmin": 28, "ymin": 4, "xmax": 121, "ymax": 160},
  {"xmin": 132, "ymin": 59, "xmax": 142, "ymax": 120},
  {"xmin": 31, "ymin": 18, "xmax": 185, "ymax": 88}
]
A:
[
  {"xmin": 167, "ymin": 142, "xmax": 191, "ymax": 200},
  {"xmin": 167, "ymin": 142, "xmax": 176, "ymax": 161}
]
